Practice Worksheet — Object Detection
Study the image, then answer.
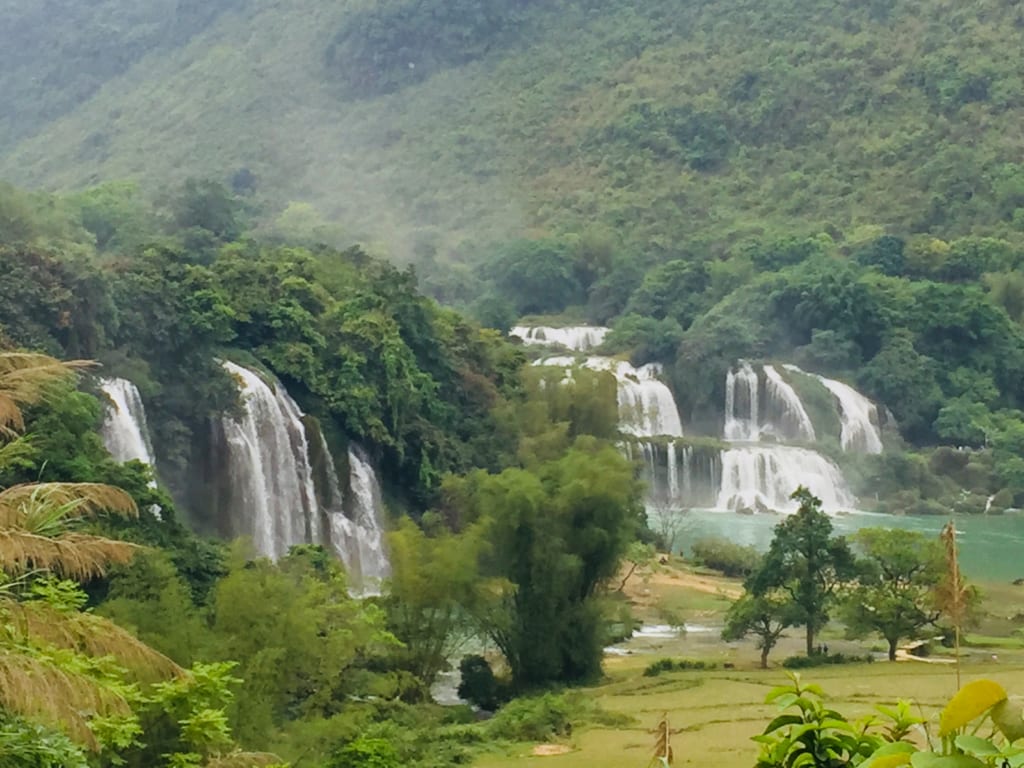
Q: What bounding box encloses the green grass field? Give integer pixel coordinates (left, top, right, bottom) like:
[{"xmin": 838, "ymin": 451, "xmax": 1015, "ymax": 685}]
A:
[{"xmin": 472, "ymin": 562, "xmax": 1024, "ymax": 768}]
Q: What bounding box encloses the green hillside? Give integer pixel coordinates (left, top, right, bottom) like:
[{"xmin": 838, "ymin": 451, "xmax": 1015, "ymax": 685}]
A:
[{"xmin": 3, "ymin": 0, "xmax": 1024, "ymax": 262}]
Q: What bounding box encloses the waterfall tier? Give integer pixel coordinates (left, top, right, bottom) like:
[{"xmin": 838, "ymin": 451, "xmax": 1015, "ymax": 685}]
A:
[
  {"xmin": 535, "ymin": 356, "xmax": 683, "ymax": 438},
  {"xmin": 219, "ymin": 362, "xmax": 390, "ymax": 587},
  {"xmin": 220, "ymin": 362, "xmax": 320, "ymax": 561},
  {"xmin": 716, "ymin": 445, "xmax": 856, "ymax": 513},
  {"xmin": 725, "ymin": 361, "xmax": 816, "ymax": 443},
  {"xmin": 510, "ymin": 325, "xmax": 609, "ymax": 351},
  {"xmin": 99, "ymin": 378, "xmax": 157, "ymax": 470},
  {"xmin": 783, "ymin": 364, "xmax": 883, "ymax": 454},
  {"xmin": 326, "ymin": 443, "xmax": 391, "ymax": 595}
]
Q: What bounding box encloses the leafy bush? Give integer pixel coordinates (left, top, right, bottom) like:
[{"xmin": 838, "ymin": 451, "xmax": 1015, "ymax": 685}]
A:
[
  {"xmin": 328, "ymin": 737, "xmax": 401, "ymax": 768},
  {"xmin": 485, "ymin": 694, "xmax": 573, "ymax": 742},
  {"xmin": 690, "ymin": 537, "xmax": 762, "ymax": 577},
  {"xmin": 643, "ymin": 658, "xmax": 718, "ymax": 677},
  {"xmin": 781, "ymin": 652, "xmax": 874, "ymax": 669},
  {"xmin": 457, "ymin": 655, "xmax": 508, "ymax": 711},
  {"xmin": 485, "ymin": 692, "xmax": 631, "ymax": 742}
]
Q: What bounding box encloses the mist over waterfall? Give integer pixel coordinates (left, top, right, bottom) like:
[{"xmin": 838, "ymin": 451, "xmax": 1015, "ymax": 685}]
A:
[
  {"xmin": 218, "ymin": 362, "xmax": 390, "ymax": 585},
  {"xmin": 99, "ymin": 378, "xmax": 157, "ymax": 471},
  {"xmin": 717, "ymin": 446, "xmax": 856, "ymax": 513}
]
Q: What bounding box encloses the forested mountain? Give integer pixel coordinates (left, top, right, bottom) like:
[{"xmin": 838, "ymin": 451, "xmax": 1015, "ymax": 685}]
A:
[{"xmin": 2, "ymin": 0, "xmax": 1024, "ymax": 262}]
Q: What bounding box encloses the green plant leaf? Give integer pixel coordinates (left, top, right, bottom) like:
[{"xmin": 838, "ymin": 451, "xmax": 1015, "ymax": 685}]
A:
[
  {"xmin": 910, "ymin": 752, "xmax": 988, "ymax": 768},
  {"xmin": 993, "ymin": 699, "xmax": 1024, "ymax": 743},
  {"xmin": 763, "ymin": 714, "xmax": 805, "ymax": 734},
  {"xmin": 954, "ymin": 734, "xmax": 1002, "ymax": 757}
]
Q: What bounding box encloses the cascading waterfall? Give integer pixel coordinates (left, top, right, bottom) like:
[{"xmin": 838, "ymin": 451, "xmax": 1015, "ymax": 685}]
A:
[
  {"xmin": 666, "ymin": 441, "xmax": 679, "ymax": 500},
  {"xmin": 719, "ymin": 362, "xmax": 856, "ymax": 513},
  {"xmin": 218, "ymin": 361, "xmax": 390, "ymax": 586},
  {"xmin": 519, "ymin": 326, "xmax": 870, "ymax": 514},
  {"xmin": 762, "ymin": 365, "xmax": 816, "ymax": 442},
  {"xmin": 724, "ymin": 361, "xmax": 759, "ymax": 440},
  {"xmin": 220, "ymin": 362, "xmax": 319, "ymax": 560},
  {"xmin": 510, "ymin": 325, "xmax": 609, "ymax": 351},
  {"xmin": 99, "ymin": 378, "xmax": 157, "ymax": 471},
  {"xmin": 782, "ymin": 364, "xmax": 883, "ymax": 453},
  {"xmin": 717, "ymin": 446, "xmax": 856, "ymax": 513},
  {"xmin": 535, "ymin": 355, "xmax": 683, "ymax": 438},
  {"xmin": 343, "ymin": 445, "xmax": 392, "ymax": 591}
]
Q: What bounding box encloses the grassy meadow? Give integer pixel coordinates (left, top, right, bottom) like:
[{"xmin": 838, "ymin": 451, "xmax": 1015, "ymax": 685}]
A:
[{"xmin": 472, "ymin": 559, "xmax": 1024, "ymax": 768}]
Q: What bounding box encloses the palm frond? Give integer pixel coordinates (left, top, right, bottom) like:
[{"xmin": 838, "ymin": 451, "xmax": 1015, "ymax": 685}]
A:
[
  {"xmin": 0, "ymin": 483, "xmax": 137, "ymax": 528},
  {"xmin": 1, "ymin": 599, "xmax": 183, "ymax": 681},
  {"xmin": 0, "ymin": 530, "xmax": 140, "ymax": 580},
  {"xmin": 0, "ymin": 353, "xmax": 95, "ymax": 433},
  {"xmin": 205, "ymin": 752, "xmax": 285, "ymax": 768},
  {"xmin": 0, "ymin": 648, "xmax": 133, "ymax": 750}
]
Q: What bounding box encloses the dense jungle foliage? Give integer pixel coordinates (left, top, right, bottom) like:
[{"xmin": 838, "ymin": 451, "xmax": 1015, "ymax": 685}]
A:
[{"xmin": 0, "ymin": 178, "xmax": 648, "ymax": 765}]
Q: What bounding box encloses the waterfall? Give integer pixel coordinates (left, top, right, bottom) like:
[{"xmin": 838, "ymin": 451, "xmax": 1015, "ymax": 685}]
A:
[
  {"xmin": 510, "ymin": 325, "xmax": 609, "ymax": 351},
  {"xmin": 762, "ymin": 365, "xmax": 816, "ymax": 442},
  {"xmin": 220, "ymin": 362, "xmax": 319, "ymax": 561},
  {"xmin": 219, "ymin": 361, "xmax": 390, "ymax": 586},
  {"xmin": 535, "ymin": 356, "xmax": 683, "ymax": 438},
  {"xmin": 666, "ymin": 441, "xmax": 679, "ymax": 500},
  {"xmin": 717, "ymin": 446, "xmax": 856, "ymax": 513},
  {"xmin": 781, "ymin": 364, "xmax": 883, "ymax": 454},
  {"xmin": 99, "ymin": 378, "xmax": 157, "ymax": 471},
  {"xmin": 717, "ymin": 362, "xmax": 857, "ymax": 513},
  {"xmin": 724, "ymin": 361, "xmax": 759, "ymax": 440},
  {"xmin": 345, "ymin": 445, "xmax": 391, "ymax": 593},
  {"xmin": 816, "ymin": 376, "xmax": 883, "ymax": 454}
]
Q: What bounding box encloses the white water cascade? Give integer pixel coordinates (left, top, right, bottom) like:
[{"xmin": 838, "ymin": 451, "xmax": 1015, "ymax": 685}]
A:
[
  {"xmin": 718, "ymin": 361, "xmax": 857, "ymax": 513},
  {"xmin": 717, "ymin": 446, "xmax": 856, "ymax": 513},
  {"xmin": 535, "ymin": 355, "xmax": 683, "ymax": 438},
  {"xmin": 99, "ymin": 378, "xmax": 157, "ymax": 471},
  {"xmin": 510, "ymin": 325, "xmax": 609, "ymax": 351},
  {"xmin": 328, "ymin": 445, "xmax": 391, "ymax": 595},
  {"xmin": 218, "ymin": 362, "xmax": 390, "ymax": 585},
  {"xmin": 763, "ymin": 365, "xmax": 816, "ymax": 442},
  {"xmin": 220, "ymin": 362, "xmax": 320, "ymax": 560},
  {"xmin": 782, "ymin": 365, "xmax": 883, "ymax": 454}
]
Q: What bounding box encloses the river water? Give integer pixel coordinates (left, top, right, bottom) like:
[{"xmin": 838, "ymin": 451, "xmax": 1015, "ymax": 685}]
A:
[{"xmin": 659, "ymin": 509, "xmax": 1024, "ymax": 583}]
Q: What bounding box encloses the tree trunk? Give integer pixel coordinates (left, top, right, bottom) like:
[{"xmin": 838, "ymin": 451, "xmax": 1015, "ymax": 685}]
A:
[
  {"xmin": 760, "ymin": 647, "xmax": 769, "ymax": 669},
  {"xmin": 806, "ymin": 626, "xmax": 814, "ymax": 656},
  {"xmin": 888, "ymin": 637, "xmax": 898, "ymax": 662}
]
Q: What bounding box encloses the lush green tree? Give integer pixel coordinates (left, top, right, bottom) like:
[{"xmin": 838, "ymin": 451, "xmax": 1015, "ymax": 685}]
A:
[
  {"xmin": 484, "ymin": 238, "xmax": 583, "ymax": 315},
  {"xmin": 747, "ymin": 487, "xmax": 856, "ymax": 656},
  {"xmin": 383, "ymin": 517, "xmax": 482, "ymax": 691},
  {"xmin": 454, "ymin": 439, "xmax": 641, "ymax": 688},
  {"xmin": 721, "ymin": 593, "xmax": 795, "ymax": 669},
  {"xmin": 841, "ymin": 528, "xmax": 947, "ymax": 661},
  {"xmin": 625, "ymin": 259, "xmax": 711, "ymax": 327},
  {"xmin": 209, "ymin": 545, "xmax": 396, "ymax": 747}
]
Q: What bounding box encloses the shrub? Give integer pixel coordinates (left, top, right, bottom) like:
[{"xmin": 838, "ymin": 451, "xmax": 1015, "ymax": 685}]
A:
[
  {"xmin": 457, "ymin": 655, "xmax": 508, "ymax": 711},
  {"xmin": 781, "ymin": 653, "xmax": 874, "ymax": 669},
  {"xmin": 328, "ymin": 737, "xmax": 401, "ymax": 768},
  {"xmin": 690, "ymin": 537, "xmax": 762, "ymax": 577},
  {"xmin": 643, "ymin": 658, "xmax": 718, "ymax": 677},
  {"xmin": 486, "ymin": 694, "xmax": 573, "ymax": 741}
]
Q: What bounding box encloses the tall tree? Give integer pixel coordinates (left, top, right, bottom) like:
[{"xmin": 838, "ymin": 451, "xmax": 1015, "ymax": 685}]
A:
[
  {"xmin": 841, "ymin": 528, "xmax": 951, "ymax": 661},
  {"xmin": 721, "ymin": 592, "xmax": 795, "ymax": 669},
  {"xmin": 457, "ymin": 438, "xmax": 641, "ymax": 688},
  {"xmin": 747, "ymin": 487, "xmax": 856, "ymax": 656}
]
